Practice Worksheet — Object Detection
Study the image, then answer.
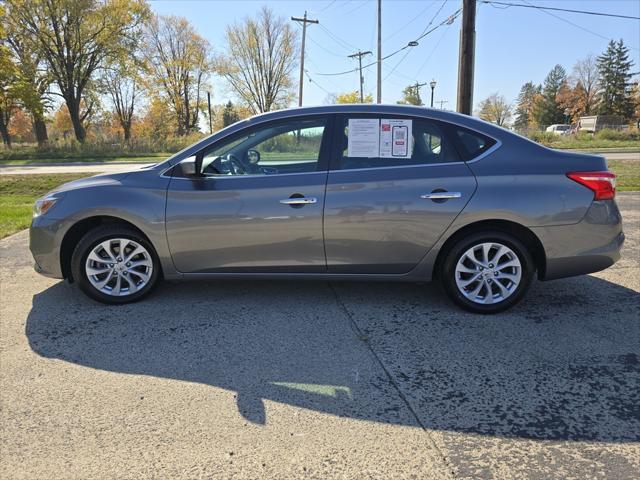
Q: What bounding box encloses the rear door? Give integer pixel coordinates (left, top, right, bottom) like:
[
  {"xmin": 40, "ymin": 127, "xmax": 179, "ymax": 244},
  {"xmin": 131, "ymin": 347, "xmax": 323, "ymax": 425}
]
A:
[{"xmin": 323, "ymin": 114, "xmax": 480, "ymax": 274}]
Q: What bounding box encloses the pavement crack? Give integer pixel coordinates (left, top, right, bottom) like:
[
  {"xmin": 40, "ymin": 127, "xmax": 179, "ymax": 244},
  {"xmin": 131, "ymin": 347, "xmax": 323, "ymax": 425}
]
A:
[{"xmin": 328, "ymin": 282, "xmax": 457, "ymax": 479}]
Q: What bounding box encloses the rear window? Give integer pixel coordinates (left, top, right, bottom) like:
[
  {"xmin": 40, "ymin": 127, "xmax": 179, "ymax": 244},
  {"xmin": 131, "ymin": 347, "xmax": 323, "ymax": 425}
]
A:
[{"xmin": 455, "ymin": 128, "xmax": 496, "ymax": 161}]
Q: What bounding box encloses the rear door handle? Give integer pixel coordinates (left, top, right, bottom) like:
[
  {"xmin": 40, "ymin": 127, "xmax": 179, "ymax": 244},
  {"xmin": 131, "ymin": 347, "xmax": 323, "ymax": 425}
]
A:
[
  {"xmin": 279, "ymin": 197, "xmax": 318, "ymax": 205},
  {"xmin": 420, "ymin": 192, "xmax": 462, "ymax": 200}
]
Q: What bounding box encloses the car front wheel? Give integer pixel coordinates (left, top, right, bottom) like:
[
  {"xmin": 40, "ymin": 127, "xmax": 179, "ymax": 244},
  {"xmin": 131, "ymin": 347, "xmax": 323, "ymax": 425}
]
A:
[
  {"xmin": 70, "ymin": 225, "xmax": 160, "ymax": 304},
  {"xmin": 440, "ymin": 231, "xmax": 535, "ymax": 314}
]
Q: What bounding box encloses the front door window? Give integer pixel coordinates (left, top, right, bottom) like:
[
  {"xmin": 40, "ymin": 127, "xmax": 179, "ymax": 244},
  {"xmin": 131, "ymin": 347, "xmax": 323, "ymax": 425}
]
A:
[{"xmin": 201, "ymin": 118, "xmax": 327, "ymax": 176}]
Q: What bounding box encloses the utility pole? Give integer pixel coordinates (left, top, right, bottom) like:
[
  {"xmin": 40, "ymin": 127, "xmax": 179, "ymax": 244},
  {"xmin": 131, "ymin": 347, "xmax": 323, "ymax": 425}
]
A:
[
  {"xmin": 206, "ymin": 91, "xmax": 212, "ymax": 134},
  {"xmin": 349, "ymin": 50, "xmax": 373, "ymax": 103},
  {"xmin": 456, "ymin": 0, "xmax": 476, "ymax": 115},
  {"xmin": 376, "ymin": 0, "xmax": 382, "ymax": 103},
  {"xmin": 291, "ymin": 12, "xmax": 318, "ymax": 107},
  {"xmin": 409, "ymin": 81, "xmax": 427, "ymax": 105},
  {"xmin": 437, "ymin": 100, "xmax": 449, "ymax": 109}
]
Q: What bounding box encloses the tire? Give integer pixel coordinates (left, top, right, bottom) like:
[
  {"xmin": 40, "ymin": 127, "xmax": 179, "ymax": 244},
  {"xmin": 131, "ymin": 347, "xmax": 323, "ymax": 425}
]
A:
[
  {"xmin": 70, "ymin": 224, "xmax": 160, "ymax": 304},
  {"xmin": 439, "ymin": 231, "xmax": 535, "ymax": 314}
]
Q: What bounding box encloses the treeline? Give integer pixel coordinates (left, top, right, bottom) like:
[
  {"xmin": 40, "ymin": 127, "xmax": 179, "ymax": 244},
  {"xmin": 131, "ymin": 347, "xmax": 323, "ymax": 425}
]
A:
[
  {"xmin": 514, "ymin": 40, "xmax": 638, "ymax": 130},
  {"xmin": 477, "ymin": 40, "xmax": 638, "ymax": 130},
  {"xmin": 0, "ymin": 1, "xmax": 298, "ymax": 149}
]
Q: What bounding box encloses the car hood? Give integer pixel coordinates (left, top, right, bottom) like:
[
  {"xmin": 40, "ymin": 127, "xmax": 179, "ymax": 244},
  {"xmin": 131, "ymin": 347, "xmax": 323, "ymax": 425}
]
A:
[
  {"xmin": 49, "ymin": 171, "xmax": 132, "ymax": 196},
  {"xmin": 48, "ymin": 163, "xmax": 159, "ymax": 196}
]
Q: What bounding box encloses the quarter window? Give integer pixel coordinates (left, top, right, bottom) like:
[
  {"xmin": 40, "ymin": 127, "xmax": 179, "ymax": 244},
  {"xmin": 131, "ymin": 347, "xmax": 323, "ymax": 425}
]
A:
[{"xmin": 455, "ymin": 128, "xmax": 496, "ymax": 160}]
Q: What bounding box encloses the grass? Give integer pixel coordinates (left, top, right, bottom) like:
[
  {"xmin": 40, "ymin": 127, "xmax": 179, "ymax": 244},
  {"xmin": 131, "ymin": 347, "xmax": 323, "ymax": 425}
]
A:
[
  {"xmin": 608, "ymin": 160, "xmax": 640, "ymax": 192},
  {"xmin": 0, "ymin": 160, "xmax": 637, "ymax": 239},
  {"xmin": 527, "ymin": 129, "xmax": 640, "ymax": 150},
  {"xmin": 0, "ymin": 173, "xmax": 93, "ymax": 239},
  {"xmin": 0, "ymin": 154, "xmax": 168, "ymax": 166}
]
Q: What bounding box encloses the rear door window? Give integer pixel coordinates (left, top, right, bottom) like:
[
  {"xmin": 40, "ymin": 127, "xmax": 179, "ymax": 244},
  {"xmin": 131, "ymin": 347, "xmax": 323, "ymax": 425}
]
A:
[{"xmin": 336, "ymin": 116, "xmax": 461, "ymax": 170}]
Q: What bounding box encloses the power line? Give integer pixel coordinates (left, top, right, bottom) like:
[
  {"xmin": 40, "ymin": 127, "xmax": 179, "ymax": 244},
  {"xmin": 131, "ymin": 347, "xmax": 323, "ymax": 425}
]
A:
[
  {"xmin": 385, "ymin": 0, "xmax": 455, "ymax": 83},
  {"xmin": 305, "ymin": 29, "xmax": 349, "ymax": 58},
  {"xmin": 414, "ymin": 23, "xmax": 450, "ymax": 79},
  {"xmin": 344, "ymin": 0, "xmax": 369, "ymax": 16},
  {"xmin": 520, "ymin": 0, "xmax": 630, "ymax": 46},
  {"xmin": 311, "ymin": 7, "xmax": 462, "ymax": 77},
  {"xmin": 481, "ymin": 1, "xmax": 640, "ymax": 20},
  {"xmin": 418, "ymin": 0, "xmax": 448, "ymax": 37},
  {"xmin": 303, "ymin": 69, "xmax": 332, "ymax": 96},
  {"xmin": 384, "ymin": 0, "xmax": 437, "ymax": 42},
  {"xmin": 317, "ymin": 23, "xmax": 359, "ymax": 52},
  {"xmin": 317, "ymin": 0, "xmax": 338, "ymax": 14}
]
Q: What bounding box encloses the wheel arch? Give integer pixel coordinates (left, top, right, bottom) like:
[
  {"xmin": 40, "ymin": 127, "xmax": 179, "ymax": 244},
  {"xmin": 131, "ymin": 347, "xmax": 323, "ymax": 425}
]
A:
[
  {"xmin": 60, "ymin": 215, "xmax": 157, "ymax": 282},
  {"xmin": 433, "ymin": 219, "xmax": 546, "ymax": 280}
]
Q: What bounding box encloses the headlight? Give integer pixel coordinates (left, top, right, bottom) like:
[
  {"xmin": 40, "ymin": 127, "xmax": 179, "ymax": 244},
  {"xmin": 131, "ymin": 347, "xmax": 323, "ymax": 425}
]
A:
[{"xmin": 33, "ymin": 195, "xmax": 59, "ymax": 218}]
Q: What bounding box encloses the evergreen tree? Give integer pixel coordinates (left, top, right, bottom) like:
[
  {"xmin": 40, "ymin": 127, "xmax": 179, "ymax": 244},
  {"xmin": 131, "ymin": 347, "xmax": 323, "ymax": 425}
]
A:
[
  {"xmin": 513, "ymin": 81, "xmax": 540, "ymax": 131},
  {"xmin": 597, "ymin": 39, "xmax": 634, "ymax": 119},
  {"xmin": 532, "ymin": 65, "xmax": 567, "ymax": 127},
  {"xmin": 222, "ymin": 101, "xmax": 240, "ymax": 127}
]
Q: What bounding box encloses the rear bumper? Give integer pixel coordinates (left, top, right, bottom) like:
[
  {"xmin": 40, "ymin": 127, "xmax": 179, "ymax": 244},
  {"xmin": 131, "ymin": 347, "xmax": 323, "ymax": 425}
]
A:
[{"xmin": 532, "ymin": 199, "xmax": 624, "ymax": 281}]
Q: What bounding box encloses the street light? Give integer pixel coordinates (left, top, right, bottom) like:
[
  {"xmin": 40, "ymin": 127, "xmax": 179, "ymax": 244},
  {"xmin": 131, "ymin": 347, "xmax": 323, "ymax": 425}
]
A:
[{"xmin": 430, "ymin": 80, "xmax": 437, "ymax": 108}]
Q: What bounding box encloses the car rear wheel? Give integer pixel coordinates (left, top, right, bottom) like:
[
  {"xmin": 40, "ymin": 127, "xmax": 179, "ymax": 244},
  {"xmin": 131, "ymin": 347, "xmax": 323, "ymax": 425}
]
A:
[
  {"xmin": 440, "ymin": 231, "xmax": 535, "ymax": 314},
  {"xmin": 71, "ymin": 225, "xmax": 160, "ymax": 304}
]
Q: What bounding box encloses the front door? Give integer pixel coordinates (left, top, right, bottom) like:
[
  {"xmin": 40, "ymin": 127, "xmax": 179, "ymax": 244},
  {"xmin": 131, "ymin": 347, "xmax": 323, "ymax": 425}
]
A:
[
  {"xmin": 166, "ymin": 115, "xmax": 332, "ymax": 273},
  {"xmin": 323, "ymin": 114, "xmax": 479, "ymax": 274}
]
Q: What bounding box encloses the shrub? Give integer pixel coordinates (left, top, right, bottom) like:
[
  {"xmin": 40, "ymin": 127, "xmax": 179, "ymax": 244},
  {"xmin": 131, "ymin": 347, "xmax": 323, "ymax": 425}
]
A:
[
  {"xmin": 527, "ymin": 131, "xmax": 558, "ymax": 145},
  {"xmin": 596, "ymin": 129, "xmax": 639, "ymax": 141}
]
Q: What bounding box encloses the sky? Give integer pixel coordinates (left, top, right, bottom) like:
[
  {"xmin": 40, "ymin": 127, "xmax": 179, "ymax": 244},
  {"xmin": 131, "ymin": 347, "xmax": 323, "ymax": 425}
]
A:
[{"xmin": 148, "ymin": 0, "xmax": 640, "ymax": 110}]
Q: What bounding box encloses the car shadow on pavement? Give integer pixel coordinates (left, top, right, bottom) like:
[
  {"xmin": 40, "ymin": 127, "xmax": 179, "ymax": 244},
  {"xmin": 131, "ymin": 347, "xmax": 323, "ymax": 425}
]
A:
[{"xmin": 25, "ymin": 275, "xmax": 639, "ymax": 442}]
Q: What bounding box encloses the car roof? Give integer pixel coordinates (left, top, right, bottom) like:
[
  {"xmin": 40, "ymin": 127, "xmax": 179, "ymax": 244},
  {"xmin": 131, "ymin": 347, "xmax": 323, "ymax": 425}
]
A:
[{"xmin": 240, "ymin": 104, "xmax": 513, "ymax": 140}]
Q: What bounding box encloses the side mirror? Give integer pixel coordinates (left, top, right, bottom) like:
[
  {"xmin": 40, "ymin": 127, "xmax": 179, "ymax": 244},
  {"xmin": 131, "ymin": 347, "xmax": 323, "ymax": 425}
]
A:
[
  {"xmin": 247, "ymin": 149, "xmax": 260, "ymax": 164},
  {"xmin": 181, "ymin": 158, "xmax": 197, "ymax": 176},
  {"xmin": 194, "ymin": 151, "xmax": 204, "ymax": 176}
]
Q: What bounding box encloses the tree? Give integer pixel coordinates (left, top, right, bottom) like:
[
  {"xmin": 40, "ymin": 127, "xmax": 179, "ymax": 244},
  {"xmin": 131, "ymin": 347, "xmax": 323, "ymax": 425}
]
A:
[
  {"xmin": 597, "ymin": 39, "xmax": 635, "ymax": 119},
  {"xmin": 477, "ymin": 93, "xmax": 512, "ymax": 126},
  {"xmin": 102, "ymin": 57, "xmax": 139, "ymax": 142},
  {"xmin": 0, "ymin": 10, "xmax": 20, "ymax": 148},
  {"xmin": 513, "ymin": 81, "xmax": 541, "ymax": 131},
  {"xmin": 144, "ymin": 14, "xmax": 212, "ymax": 136},
  {"xmin": 7, "ymin": 0, "xmax": 149, "ymax": 142},
  {"xmin": 335, "ymin": 91, "xmax": 374, "ymax": 104},
  {"xmin": 222, "ymin": 101, "xmax": 240, "ymax": 127},
  {"xmin": 218, "ymin": 7, "xmax": 298, "ymax": 113},
  {"xmin": 2, "ymin": 7, "xmax": 52, "ymax": 147},
  {"xmin": 0, "ymin": 56, "xmax": 19, "ymax": 148},
  {"xmin": 572, "ymin": 54, "xmax": 599, "ymax": 117},
  {"xmin": 397, "ymin": 85, "xmax": 422, "ymax": 106},
  {"xmin": 532, "ymin": 64, "xmax": 567, "ymax": 127},
  {"xmin": 9, "ymin": 107, "xmax": 35, "ymax": 142},
  {"xmin": 134, "ymin": 96, "xmax": 174, "ymax": 142}
]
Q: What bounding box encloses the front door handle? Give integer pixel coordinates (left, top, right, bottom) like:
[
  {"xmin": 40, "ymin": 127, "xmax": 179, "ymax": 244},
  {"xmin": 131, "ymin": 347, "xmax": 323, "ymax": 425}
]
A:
[
  {"xmin": 420, "ymin": 192, "xmax": 462, "ymax": 200},
  {"xmin": 279, "ymin": 196, "xmax": 318, "ymax": 205}
]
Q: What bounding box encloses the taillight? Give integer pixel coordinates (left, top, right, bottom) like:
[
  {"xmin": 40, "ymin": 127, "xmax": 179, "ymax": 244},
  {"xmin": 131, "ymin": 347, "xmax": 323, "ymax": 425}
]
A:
[{"xmin": 566, "ymin": 171, "xmax": 616, "ymax": 200}]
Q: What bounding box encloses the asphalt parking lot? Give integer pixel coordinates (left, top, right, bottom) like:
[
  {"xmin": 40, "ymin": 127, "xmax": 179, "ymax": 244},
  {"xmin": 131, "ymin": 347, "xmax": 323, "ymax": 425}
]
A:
[{"xmin": 1, "ymin": 193, "xmax": 638, "ymax": 479}]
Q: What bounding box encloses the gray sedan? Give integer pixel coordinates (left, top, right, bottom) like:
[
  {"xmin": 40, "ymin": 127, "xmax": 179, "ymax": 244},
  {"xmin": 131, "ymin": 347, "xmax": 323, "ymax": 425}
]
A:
[{"xmin": 30, "ymin": 105, "xmax": 623, "ymax": 313}]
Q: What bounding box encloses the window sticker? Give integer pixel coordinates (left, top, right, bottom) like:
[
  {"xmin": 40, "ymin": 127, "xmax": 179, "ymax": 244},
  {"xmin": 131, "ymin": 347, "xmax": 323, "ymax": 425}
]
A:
[
  {"xmin": 347, "ymin": 118, "xmax": 380, "ymax": 158},
  {"xmin": 380, "ymin": 119, "xmax": 412, "ymax": 158}
]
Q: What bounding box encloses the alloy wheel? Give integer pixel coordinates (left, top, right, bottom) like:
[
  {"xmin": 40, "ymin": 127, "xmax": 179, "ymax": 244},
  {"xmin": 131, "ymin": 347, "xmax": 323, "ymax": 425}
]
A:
[
  {"xmin": 85, "ymin": 238, "xmax": 153, "ymax": 297},
  {"xmin": 454, "ymin": 242, "xmax": 522, "ymax": 305}
]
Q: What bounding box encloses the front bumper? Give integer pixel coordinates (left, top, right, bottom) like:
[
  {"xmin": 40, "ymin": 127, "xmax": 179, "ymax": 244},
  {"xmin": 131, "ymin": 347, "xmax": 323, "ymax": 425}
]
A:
[
  {"xmin": 30, "ymin": 216, "xmax": 65, "ymax": 279},
  {"xmin": 532, "ymin": 199, "xmax": 624, "ymax": 281}
]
